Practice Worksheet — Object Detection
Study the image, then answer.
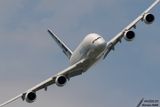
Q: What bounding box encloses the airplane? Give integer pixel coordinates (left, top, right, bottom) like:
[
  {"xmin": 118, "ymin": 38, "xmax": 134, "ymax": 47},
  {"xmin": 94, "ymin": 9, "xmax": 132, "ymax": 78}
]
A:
[{"xmin": 0, "ymin": 0, "xmax": 159, "ymax": 106}]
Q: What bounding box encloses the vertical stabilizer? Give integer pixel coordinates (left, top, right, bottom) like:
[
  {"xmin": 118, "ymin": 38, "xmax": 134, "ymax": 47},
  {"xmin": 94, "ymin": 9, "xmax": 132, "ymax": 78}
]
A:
[{"xmin": 48, "ymin": 29, "xmax": 73, "ymax": 59}]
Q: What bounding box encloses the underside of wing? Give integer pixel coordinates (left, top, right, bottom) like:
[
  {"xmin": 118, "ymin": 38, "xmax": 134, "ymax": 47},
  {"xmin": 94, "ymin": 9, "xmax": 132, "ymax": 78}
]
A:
[
  {"xmin": 30, "ymin": 58, "xmax": 85, "ymax": 92},
  {"xmin": 103, "ymin": 0, "xmax": 160, "ymax": 59},
  {"xmin": 0, "ymin": 59, "xmax": 85, "ymax": 107}
]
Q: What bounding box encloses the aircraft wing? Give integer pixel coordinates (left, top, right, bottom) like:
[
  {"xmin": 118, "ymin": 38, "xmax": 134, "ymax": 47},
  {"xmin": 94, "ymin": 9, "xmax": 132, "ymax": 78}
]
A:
[
  {"xmin": 0, "ymin": 94, "xmax": 23, "ymax": 107},
  {"xmin": 103, "ymin": 0, "xmax": 160, "ymax": 59},
  {"xmin": 0, "ymin": 59, "xmax": 86, "ymax": 107},
  {"xmin": 30, "ymin": 58, "xmax": 86, "ymax": 92}
]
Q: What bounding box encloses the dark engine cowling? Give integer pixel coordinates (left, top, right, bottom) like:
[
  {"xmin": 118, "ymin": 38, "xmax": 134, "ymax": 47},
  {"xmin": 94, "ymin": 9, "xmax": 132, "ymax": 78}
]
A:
[
  {"xmin": 55, "ymin": 75, "xmax": 68, "ymax": 87},
  {"xmin": 143, "ymin": 13, "xmax": 155, "ymax": 24},
  {"xmin": 124, "ymin": 30, "xmax": 135, "ymax": 41},
  {"xmin": 25, "ymin": 92, "xmax": 37, "ymax": 103}
]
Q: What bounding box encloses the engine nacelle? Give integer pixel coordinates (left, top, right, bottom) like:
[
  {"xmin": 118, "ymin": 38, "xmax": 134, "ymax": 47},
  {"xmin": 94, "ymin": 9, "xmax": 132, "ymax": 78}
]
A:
[
  {"xmin": 55, "ymin": 75, "xmax": 68, "ymax": 87},
  {"xmin": 25, "ymin": 92, "xmax": 37, "ymax": 103},
  {"xmin": 143, "ymin": 13, "xmax": 155, "ymax": 24},
  {"xmin": 124, "ymin": 30, "xmax": 135, "ymax": 41}
]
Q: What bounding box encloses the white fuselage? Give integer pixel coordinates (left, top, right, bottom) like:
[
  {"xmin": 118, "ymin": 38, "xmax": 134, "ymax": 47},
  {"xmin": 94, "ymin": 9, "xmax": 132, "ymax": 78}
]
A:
[{"xmin": 70, "ymin": 33, "xmax": 106, "ymax": 72}]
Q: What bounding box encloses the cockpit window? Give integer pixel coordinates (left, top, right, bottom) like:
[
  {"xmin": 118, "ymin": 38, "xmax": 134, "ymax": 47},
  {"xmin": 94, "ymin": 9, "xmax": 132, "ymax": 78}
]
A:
[{"xmin": 92, "ymin": 37, "xmax": 101, "ymax": 44}]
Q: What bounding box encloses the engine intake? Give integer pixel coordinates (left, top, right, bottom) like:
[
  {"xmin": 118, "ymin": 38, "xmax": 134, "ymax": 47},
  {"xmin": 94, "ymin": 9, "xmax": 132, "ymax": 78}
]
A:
[
  {"xmin": 143, "ymin": 13, "xmax": 155, "ymax": 24},
  {"xmin": 25, "ymin": 92, "xmax": 37, "ymax": 103},
  {"xmin": 55, "ymin": 75, "xmax": 68, "ymax": 87},
  {"xmin": 124, "ymin": 30, "xmax": 135, "ymax": 41}
]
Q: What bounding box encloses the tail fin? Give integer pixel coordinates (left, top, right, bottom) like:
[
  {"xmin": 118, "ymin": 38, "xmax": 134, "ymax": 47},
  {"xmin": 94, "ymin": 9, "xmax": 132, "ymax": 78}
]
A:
[{"xmin": 47, "ymin": 29, "xmax": 73, "ymax": 59}]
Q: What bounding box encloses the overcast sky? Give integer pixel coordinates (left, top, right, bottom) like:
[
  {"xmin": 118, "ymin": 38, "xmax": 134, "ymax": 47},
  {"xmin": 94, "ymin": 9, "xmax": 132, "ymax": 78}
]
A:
[{"xmin": 0, "ymin": 0, "xmax": 160, "ymax": 107}]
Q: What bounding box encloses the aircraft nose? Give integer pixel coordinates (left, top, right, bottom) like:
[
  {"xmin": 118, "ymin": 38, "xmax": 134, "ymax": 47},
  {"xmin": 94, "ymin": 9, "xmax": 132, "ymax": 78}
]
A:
[{"xmin": 93, "ymin": 37, "xmax": 106, "ymax": 49}]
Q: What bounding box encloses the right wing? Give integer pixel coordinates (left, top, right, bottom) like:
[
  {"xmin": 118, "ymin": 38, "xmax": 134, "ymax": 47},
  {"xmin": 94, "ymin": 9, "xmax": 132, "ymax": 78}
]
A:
[
  {"xmin": 0, "ymin": 58, "xmax": 86, "ymax": 107},
  {"xmin": 48, "ymin": 29, "xmax": 73, "ymax": 59},
  {"xmin": 103, "ymin": 0, "xmax": 160, "ymax": 59}
]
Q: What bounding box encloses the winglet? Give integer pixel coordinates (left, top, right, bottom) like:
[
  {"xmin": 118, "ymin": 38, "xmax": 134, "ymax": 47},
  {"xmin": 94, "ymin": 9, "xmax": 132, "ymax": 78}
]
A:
[{"xmin": 47, "ymin": 29, "xmax": 73, "ymax": 59}]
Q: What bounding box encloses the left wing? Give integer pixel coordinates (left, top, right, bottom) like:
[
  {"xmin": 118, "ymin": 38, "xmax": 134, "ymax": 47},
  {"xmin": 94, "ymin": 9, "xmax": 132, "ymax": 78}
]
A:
[
  {"xmin": 0, "ymin": 58, "xmax": 86, "ymax": 107},
  {"xmin": 103, "ymin": 0, "xmax": 160, "ymax": 59},
  {"xmin": 0, "ymin": 94, "xmax": 23, "ymax": 107}
]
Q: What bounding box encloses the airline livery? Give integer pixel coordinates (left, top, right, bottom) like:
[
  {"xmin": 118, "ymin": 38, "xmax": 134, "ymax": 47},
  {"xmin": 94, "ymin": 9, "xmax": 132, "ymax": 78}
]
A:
[{"xmin": 0, "ymin": 0, "xmax": 160, "ymax": 106}]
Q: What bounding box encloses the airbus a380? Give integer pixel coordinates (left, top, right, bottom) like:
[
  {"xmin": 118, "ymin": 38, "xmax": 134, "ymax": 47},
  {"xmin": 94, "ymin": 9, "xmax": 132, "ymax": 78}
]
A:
[{"xmin": 0, "ymin": 0, "xmax": 160, "ymax": 106}]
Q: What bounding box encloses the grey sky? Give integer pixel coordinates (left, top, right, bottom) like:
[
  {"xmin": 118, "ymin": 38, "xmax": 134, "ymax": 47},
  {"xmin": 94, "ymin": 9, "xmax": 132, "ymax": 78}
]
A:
[{"xmin": 0, "ymin": 0, "xmax": 160, "ymax": 107}]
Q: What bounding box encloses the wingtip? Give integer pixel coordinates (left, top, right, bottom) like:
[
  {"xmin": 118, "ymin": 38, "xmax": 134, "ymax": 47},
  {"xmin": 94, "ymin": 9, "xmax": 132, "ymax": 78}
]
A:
[
  {"xmin": 47, "ymin": 29, "xmax": 54, "ymax": 36},
  {"xmin": 0, "ymin": 94, "xmax": 22, "ymax": 107},
  {"xmin": 47, "ymin": 28, "xmax": 51, "ymax": 33}
]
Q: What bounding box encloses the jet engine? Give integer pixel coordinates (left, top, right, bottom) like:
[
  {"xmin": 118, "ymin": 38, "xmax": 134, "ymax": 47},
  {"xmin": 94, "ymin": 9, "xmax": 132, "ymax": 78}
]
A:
[
  {"xmin": 24, "ymin": 92, "xmax": 37, "ymax": 103},
  {"xmin": 55, "ymin": 75, "xmax": 68, "ymax": 87},
  {"xmin": 124, "ymin": 30, "xmax": 135, "ymax": 41},
  {"xmin": 143, "ymin": 13, "xmax": 155, "ymax": 24}
]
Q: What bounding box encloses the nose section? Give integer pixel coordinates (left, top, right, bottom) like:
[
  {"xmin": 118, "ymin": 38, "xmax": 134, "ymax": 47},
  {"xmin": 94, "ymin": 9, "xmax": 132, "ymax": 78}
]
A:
[{"xmin": 93, "ymin": 37, "xmax": 106, "ymax": 50}]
